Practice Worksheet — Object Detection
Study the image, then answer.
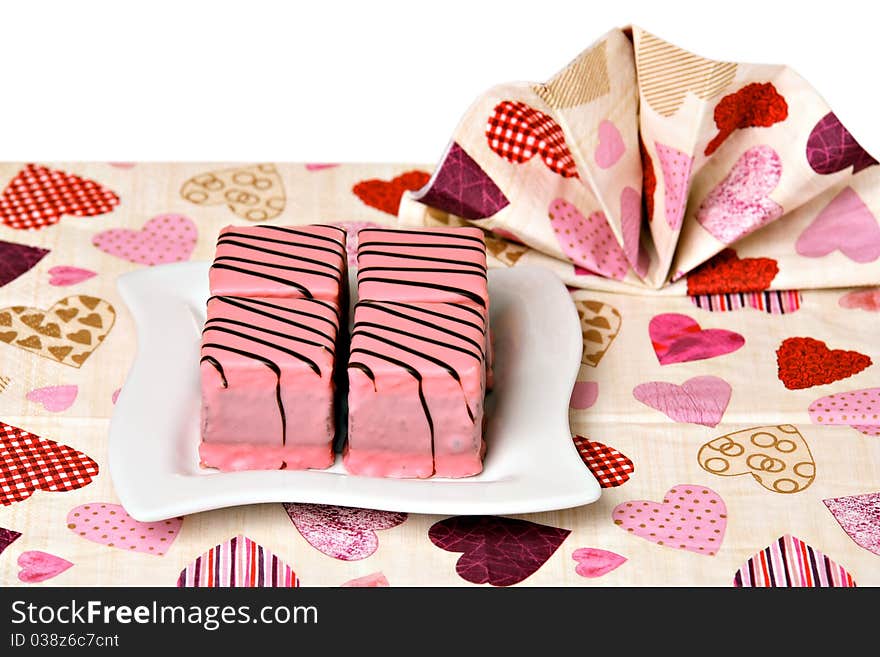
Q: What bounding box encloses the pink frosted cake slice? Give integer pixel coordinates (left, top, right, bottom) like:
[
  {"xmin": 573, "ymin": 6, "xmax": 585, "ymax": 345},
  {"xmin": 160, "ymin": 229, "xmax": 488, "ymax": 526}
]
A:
[
  {"xmin": 200, "ymin": 295, "xmax": 339, "ymax": 471},
  {"xmin": 345, "ymin": 300, "xmax": 488, "ymax": 478},
  {"xmin": 356, "ymin": 227, "xmax": 488, "ymax": 308},
  {"xmin": 209, "ymin": 224, "xmax": 346, "ymax": 302}
]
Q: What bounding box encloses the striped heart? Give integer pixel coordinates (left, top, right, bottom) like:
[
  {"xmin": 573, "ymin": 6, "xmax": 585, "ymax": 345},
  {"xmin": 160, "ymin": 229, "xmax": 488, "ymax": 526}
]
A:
[
  {"xmin": 177, "ymin": 535, "xmax": 299, "ymax": 587},
  {"xmin": 734, "ymin": 534, "xmax": 855, "ymax": 587}
]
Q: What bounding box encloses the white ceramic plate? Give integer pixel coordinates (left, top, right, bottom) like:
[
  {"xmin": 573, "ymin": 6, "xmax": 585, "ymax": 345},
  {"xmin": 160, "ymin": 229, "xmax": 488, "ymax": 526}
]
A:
[{"xmin": 110, "ymin": 262, "xmax": 600, "ymax": 521}]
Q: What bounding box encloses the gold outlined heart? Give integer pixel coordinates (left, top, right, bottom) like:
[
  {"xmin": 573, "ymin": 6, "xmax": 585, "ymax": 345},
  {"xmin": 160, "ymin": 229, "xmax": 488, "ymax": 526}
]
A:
[
  {"xmin": 180, "ymin": 164, "xmax": 286, "ymax": 222},
  {"xmin": 0, "ymin": 296, "xmax": 115, "ymax": 369}
]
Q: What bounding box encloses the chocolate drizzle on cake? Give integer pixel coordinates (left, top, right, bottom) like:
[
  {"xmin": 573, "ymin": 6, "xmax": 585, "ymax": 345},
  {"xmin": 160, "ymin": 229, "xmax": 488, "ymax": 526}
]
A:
[
  {"xmin": 348, "ymin": 300, "xmax": 485, "ymax": 451},
  {"xmin": 199, "ymin": 355, "xmax": 228, "ymax": 387},
  {"xmin": 201, "ymin": 342, "xmax": 286, "ymax": 446},
  {"xmin": 201, "ymin": 298, "xmax": 338, "ymax": 445},
  {"xmin": 209, "ymin": 296, "xmax": 337, "ymax": 350},
  {"xmin": 348, "ymin": 347, "xmax": 435, "ymax": 454},
  {"xmin": 357, "ymin": 228, "xmax": 488, "ymax": 308},
  {"xmin": 212, "ymin": 226, "xmax": 346, "ymax": 298}
]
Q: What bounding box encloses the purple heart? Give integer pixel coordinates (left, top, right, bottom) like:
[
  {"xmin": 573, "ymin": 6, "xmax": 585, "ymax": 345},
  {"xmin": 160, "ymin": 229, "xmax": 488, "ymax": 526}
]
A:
[
  {"xmin": 429, "ymin": 515, "xmax": 570, "ymax": 586},
  {"xmin": 807, "ymin": 112, "xmax": 878, "ymax": 175},
  {"xmin": 0, "ymin": 527, "xmax": 22, "ymax": 556},
  {"xmin": 0, "ymin": 240, "xmax": 50, "ymax": 288},
  {"xmin": 414, "ymin": 142, "xmax": 509, "ymax": 220}
]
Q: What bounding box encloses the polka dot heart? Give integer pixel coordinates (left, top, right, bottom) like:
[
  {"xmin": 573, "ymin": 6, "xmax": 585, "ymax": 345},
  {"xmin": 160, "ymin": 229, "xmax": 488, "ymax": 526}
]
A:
[
  {"xmin": 66, "ymin": 503, "xmax": 182, "ymax": 556},
  {"xmin": 92, "ymin": 214, "xmax": 197, "ymax": 266},
  {"xmin": 612, "ymin": 485, "xmax": 727, "ymax": 555}
]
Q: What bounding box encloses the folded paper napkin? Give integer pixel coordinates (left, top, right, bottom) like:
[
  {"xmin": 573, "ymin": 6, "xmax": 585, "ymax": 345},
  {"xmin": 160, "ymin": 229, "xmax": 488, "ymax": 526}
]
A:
[{"xmin": 399, "ymin": 26, "xmax": 880, "ymax": 295}]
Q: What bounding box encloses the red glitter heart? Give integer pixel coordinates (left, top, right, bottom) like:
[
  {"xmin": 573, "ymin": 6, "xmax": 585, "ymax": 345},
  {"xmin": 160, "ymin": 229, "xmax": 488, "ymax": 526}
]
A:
[
  {"xmin": 687, "ymin": 249, "xmax": 779, "ymax": 295},
  {"xmin": 776, "ymin": 337, "xmax": 872, "ymax": 390}
]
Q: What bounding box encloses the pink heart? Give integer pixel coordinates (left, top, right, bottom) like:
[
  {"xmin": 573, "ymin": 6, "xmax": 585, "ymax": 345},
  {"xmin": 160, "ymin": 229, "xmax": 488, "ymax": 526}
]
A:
[
  {"xmin": 823, "ymin": 493, "xmax": 880, "ymax": 556},
  {"xmin": 808, "ymin": 387, "xmax": 880, "ymax": 436},
  {"xmin": 305, "ymin": 163, "xmax": 339, "ymax": 171},
  {"xmin": 67, "ymin": 503, "xmax": 182, "ymax": 555},
  {"xmin": 48, "ymin": 266, "xmax": 97, "ymax": 287},
  {"xmin": 796, "ymin": 187, "xmax": 880, "ymax": 263},
  {"xmin": 92, "ymin": 213, "xmax": 197, "ymax": 266},
  {"xmin": 613, "ymin": 485, "xmax": 727, "ymax": 555},
  {"xmin": 594, "ymin": 120, "xmax": 625, "ymax": 169},
  {"xmin": 548, "ymin": 199, "xmax": 629, "ymax": 280},
  {"xmin": 697, "ymin": 145, "xmax": 783, "ymax": 244},
  {"xmin": 109, "ymin": 162, "xmax": 136, "ymax": 169},
  {"xmin": 18, "ymin": 550, "xmax": 73, "ymax": 583},
  {"xmin": 839, "ymin": 288, "xmax": 880, "ymax": 312},
  {"xmin": 283, "ymin": 503, "xmax": 407, "ymax": 561},
  {"xmin": 26, "ymin": 385, "xmax": 78, "ymax": 413},
  {"xmin": 341, "ymin": 572, "xmax": 390, "ymax": 587},
  {"xmin": 633, "ymin": 376, "xmax": 731, "ymax": 427},
  {"xmin": 112, "ymin": 388, "xmax": 121, "ymax": 404},
  {"xmin": 572, "ymin": 547, "xmax": 626, "ymax": 578},
  {"xmin": 655, "ymin": 142, "xmax": 693, "ymax": 231},
  {"xmin": 649, "ymin": 313, "xmax": 745, "ymax": 365},
  {"xmin": 620, "ymin": 186, "xmax": 648, "ymax": 277},
  {"xmin": 569, "ymin": 381, "xmax": 599, "ymax": 410}
]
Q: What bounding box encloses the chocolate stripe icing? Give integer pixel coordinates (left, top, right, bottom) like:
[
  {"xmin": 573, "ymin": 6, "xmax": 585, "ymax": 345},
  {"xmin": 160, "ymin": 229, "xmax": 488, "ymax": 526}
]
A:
[
  {"xmin": 219, "ymin": 230, "xmax": 344, "ymax": 259},
  {"xmin": 356, "ymin": 300, "xmax": 485, "ymax": 355},
  {"xmin": 214, "ymin": 256, "xmax": 341, "ymax": 282},
  {"xmin": 201, "ymin": 326, "xmax": 321, "ymax": 375},
  {"xmin": 209, "ymin": 295, "xmax": 340, "ymax": 325},
  {"xmin": 349, "ymin": 347, "xmax": 435, "ymax": 455},
  {"xmin": 356, "ymin": 276, "xmax": 487, "ymax": 308},
  {"xmin": 217, "ymin": 238, "xmax": 340, "ymax": 272},
  {"xmin": 353, "ymin": 321, "xmax": 481, "ymax": 363},
  {"xmin": 205, "ymin": 318, "xmax": 335, "ymax": 356},
  {"xmin": 351, "ymin": 326, "xmax": 478, "ymax": 424},
  {"xmin": 201, "ymin": 343, "xmax": 287, "ymax": 445},
  {"xmin": 209, "ymin": 296, "xmax": 337, "ymax": 348},
  {"xmin": 359, "ymin": 227, "xmax": 484, "ymax": 246},
  {"xmin": 210, "ymin": 263, "xmax": 312, "ymax": 297},
  {"xmin": 357, "ymin": 249, "xmax": 487, "ymax": 271},
  {"xmin": 259, "ymin": 224, "xmax": 346, "ymax": 248},
  {"xmin": 356, "ymin": 232, "xmax": 487, "ymax": 307}
]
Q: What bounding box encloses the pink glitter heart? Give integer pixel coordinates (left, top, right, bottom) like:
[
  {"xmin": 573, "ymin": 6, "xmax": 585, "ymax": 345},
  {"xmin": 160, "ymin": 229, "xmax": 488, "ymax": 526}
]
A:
[{"xmin": 283, "ymin": 503, "xmax": 406, "ymax": 561}]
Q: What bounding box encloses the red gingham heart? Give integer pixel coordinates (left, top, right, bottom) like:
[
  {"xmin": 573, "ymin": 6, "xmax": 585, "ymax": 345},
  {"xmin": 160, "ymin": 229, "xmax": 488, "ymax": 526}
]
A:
[
  {"xmin": 0, "ymin": 421, "xmax": 99, "ymax": 506},
  {"xmin": 0, "ymin": 164, "xmax": 120, "ymax": 230},
  {"xmin": 573, "ymin": 436, "xmax": 634, "ymax": 488},
  {"xmin": 485, "ymin": 101, "xmax": 579, "ymax": 178}
]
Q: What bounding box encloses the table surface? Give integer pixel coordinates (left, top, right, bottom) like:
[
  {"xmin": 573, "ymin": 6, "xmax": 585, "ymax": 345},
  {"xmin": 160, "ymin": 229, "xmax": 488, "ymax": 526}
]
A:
[{"xmin": 0, "ymin": 162, "xmax": 877, "ymax": 587}]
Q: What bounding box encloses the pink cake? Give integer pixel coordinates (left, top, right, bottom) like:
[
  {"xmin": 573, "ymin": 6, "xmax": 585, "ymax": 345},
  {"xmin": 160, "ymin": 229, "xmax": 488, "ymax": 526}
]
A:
[
  {"xmin": 209, "ymin": 224, "xmax": 346, "ymax": 302},
  {"xmin": 199, "ymin": 295, "xmax": 339, "ymax": 471},
  {"xmin": 345, "ymin": 300, "xmax": 488, "ymax": 478},
  {"xmin": 357, "ymin": 227, "xmax": 488, "ymax": 308}
]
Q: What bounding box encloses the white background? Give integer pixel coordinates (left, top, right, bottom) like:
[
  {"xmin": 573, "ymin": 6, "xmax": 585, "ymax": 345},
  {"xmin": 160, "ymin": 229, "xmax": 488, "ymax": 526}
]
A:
[{"xmin": 3, "ymin": 0, "xmax": 878, "ymax": 162}]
